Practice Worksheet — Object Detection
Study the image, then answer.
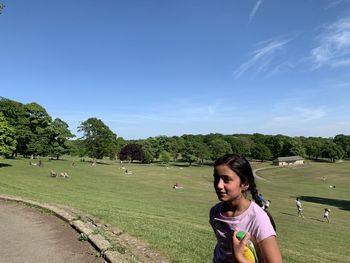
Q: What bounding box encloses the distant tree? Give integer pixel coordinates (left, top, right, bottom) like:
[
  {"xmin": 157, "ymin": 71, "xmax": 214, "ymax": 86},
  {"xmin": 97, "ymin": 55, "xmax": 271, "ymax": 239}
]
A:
[
  {"xmin": 195, "ymin": 142, "xmax": 211, "ymax": 165},
  {"xmin": 142, "ymin": 137, "xmax": 160, "ymax": 160},
  {"xmin": 333, "ymin": 134, "xmax": 350, "ymax": 158},
  {"xmin": 234, "ymin": 136, "xmax": 254, "ymax": 157},
  {"xmin": 251, "ymin": 143, "xmax": 272, "ymax": 161},
  {"xmin": 209, "ymin": 138, "xmax": 232, "ymax": 160},
  {"xmin": 203, "ymin": 133, "xmax": 225, "ymax": 144},
  {"xmin": 68, "ymin": 140, "xmax": 81, "ymax": 157},
  {"xmin": 119, "ymin": 143, "xmax": 144, "ymax": 162},
  {"xmin": 167, "ymin": 136, "xmax": 185, "ymax": 161},
  {"xmin": 78, "ymin": 118, "xmax": 117, "ymax": 160},
  {"xmin": 0, "ymin": 98, "xmax": 31, "ymax": 156},
  {"xmin": 159, "ymin": 150, "xmax": 171, "ymax": 164},
  {"xmin": 115, "ymin": 137, "xmax": 126, "ymax": 158},
  {"xmin": 302, "ymin": 137, "xmax": 324, "ymax": 160},
  {"xmin": 266, "ymin": 135, "xmax": 286, "ymax": 159},
  {"xmin": 251, "ymin": 133, "xmax": 269, "ymax": 144},
  {"xmin": 0, "ymin": 113, "xmax": 17, "ymax": 156},
  {"xmin": 282, "ymin": 137, "xmax": 306, "ymax": 157},
  {"xmin": 25, "ymin": 103, "xmax": 53, "ymax": 157},
  {"xmin": 321, "ymin": 142, "xmax": 344, "ymax": 162},
  {"xmin": 225, "ymin": 136, "xmax": 247, "ymax": 156},
  {"xmin": 142, "ymin": 147, "xmax": 154, "ymax": 164},
  {"xmin": 153, "ymin": 136, "xmax": 172, "ymax": 158},
  {"xmin": 181, "ymin": 140, "xmax": 198, "ymax": 166},
  {"xmin": 48, "ymin": 118, "xmax": 75, "ymax": 159}
]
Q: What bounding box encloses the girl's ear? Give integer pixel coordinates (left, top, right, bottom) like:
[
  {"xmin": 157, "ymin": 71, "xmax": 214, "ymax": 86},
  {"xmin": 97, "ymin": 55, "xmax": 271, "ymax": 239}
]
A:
[{"xmin": 241, "ymin": 183, "xmax": 249, "ymax": 191}]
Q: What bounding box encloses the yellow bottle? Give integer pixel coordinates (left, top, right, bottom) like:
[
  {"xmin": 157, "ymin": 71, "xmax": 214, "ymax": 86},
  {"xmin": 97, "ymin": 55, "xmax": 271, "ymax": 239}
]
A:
[{"xmin": 236, "ymin": 231, "xmax": 258, "ymax": 263}]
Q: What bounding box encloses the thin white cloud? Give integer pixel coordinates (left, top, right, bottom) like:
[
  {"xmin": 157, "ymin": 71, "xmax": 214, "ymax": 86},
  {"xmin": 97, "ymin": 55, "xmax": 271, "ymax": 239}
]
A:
[
  {"xmin": 261, "ymin": 105, "xmax": 333, "ymax": 137},
  {"xmin": 311, "ymin": 17, "xmax": 350, "ymax": 69},
  {"xmin": 58, "ymin": 100, "xmax": 236, "ymax": 128},
  {"xmin": 294, "ymin": 107, "xmax": 327, "ymax": 121},
  {"xmin": 249, "ymin": 0, "xmax": 263, "ymax": 24},
  {"xmin": 269, "ymin": 106, "xmax": 326, "ymax": 124},
  {"xmin": 325, "ymin": 0, "xmax": 347, "ymax": 9},
  {"xmin": 233, "ymin": 38, "xmax": 289, "ymax": 78}
]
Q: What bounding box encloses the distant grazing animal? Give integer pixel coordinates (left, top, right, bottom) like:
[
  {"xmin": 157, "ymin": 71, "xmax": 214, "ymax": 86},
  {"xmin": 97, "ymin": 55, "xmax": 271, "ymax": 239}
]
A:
[
  {"xmin": 60, "ymin": 172, "xmax": 69, "ymax": 178},
  {"xmin": 50, "ymin": 170, "xmax": 57, "ymax": 177},
  {"xmin": 173, "ymin": 183, "xmax": 183, "ymax": 189}
]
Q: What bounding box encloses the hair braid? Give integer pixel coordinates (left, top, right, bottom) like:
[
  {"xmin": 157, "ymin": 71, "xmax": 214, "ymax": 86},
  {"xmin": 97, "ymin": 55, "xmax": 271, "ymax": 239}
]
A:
[
  {"xmin": 249, "ymin": 179, "xmax": 276, "ymax": 231},
  {"xmin": 249, "ymin": 182, "xmax": 263, "ymax": 207}
]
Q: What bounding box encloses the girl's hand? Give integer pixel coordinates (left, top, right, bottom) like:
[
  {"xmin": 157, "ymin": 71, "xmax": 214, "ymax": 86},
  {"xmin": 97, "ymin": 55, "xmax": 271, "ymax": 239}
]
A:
[{"xmin": 232, "ymin": 230, "xmax": 252, "ymax": 263}]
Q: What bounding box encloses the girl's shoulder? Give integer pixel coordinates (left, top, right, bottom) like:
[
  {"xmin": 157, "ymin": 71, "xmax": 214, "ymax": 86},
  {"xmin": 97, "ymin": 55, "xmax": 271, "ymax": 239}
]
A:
[
  {"xmin": 210, "ymin": 202, "xmax": 222, "ymax": 216},
  {"xmin": 247, "ymin": 202, "xmax": 273, "ymax": 226},
  {"xmin": 209, "ymin": 202, "xmax": 224, "ymax": 223}
]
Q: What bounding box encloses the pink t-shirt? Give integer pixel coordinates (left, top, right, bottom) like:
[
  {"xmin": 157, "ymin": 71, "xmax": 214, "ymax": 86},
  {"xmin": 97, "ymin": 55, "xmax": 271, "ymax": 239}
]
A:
[{"xmin": 209, "ymin": 201, "xmax": 276, "ymax": 263}]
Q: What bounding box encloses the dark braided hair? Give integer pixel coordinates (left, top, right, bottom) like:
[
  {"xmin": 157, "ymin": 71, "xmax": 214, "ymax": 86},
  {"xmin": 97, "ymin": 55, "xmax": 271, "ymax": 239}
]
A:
[{"xmin": 213, "ymin": 154, "xmax": 276, "ymax": 230}]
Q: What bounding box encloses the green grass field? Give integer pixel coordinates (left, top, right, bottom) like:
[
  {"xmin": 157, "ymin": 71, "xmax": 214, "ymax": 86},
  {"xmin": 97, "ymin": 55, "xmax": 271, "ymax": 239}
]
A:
[{"xmin": 0, "ymin": 157, "xmax": 349, "ymax": 263}]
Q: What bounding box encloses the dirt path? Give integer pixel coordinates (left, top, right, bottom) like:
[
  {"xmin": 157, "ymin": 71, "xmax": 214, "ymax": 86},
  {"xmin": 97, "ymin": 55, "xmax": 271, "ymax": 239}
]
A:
[
  {"xmin": 0, "ymin": 200, "xmax": 105, "ymax": 263},
  {"xmin": 253, "ymin": 167, "xmax": 269, "ymax": 181}
]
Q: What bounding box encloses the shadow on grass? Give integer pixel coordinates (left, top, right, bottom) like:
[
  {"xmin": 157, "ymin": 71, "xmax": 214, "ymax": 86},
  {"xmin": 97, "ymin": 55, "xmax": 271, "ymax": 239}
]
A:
[
  {"xmin": 300, "ymin": 196, "xmax": 350, "ymax": 211},
  {"xmin": 280, "ymin": 212, "xmax": 326, "ymax": 222},
  {"xmin": 95, "ymin": 161, "xmax": 111, "ymax": 165},
  {"xmin": 0, "ymin": 163, "xmax": 12, "ymax": 168},
  {"xmin": 280, "ymin": 212, "xmax": 297, "ymax": 217},
  {"xmin": 309, "ymin": 217, "xmax": 324, "ymax": 222},
  {"xmin": 172, "ymin": 163, "xmax": 191, "ymax": 167}
]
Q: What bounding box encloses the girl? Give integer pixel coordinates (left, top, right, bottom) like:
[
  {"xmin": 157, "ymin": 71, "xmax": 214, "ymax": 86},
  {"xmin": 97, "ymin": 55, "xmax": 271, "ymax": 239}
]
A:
[
  {"xmin": 209, "ymin": 154, "xmax": 282, "ymax": 263},
  {"xmin": 323, "ymin": 208, "xmax": 331, "ymax": 223},
  {"xmin": 295, "ymin": 197, "xmax": 304, "ymax": 218}
]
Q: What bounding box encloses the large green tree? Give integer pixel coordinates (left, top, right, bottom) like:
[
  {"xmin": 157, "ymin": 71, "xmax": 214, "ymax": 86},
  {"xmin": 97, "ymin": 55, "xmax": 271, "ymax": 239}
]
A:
[
  {"xmin": 159, "ymin": 150, "xmax": 171, "ymax": 164},
  {"xmin": 251, "ymin": 142, "xmax": 272, "ymax": 161},
  {"xmin": 0, "ymin": 113, "xmax": 17, "ymax": 156},
  {"xmin": 208, "ymin": 138, "xmax": 232, "ymax": 160},
  {"xmin": 78, "ymin": 118, "xmax": 117, "ymax": 160},
  {"xmin": 266, "ymin": 135, "xmax": 286, "ymax": 159},
  {"xmin": 281, "ymin": 137, "xmax": 306, "ymax": 157},
  {"xmin": 181, "ymin": 140, "xmax": 198, "ymax": 165},
  {"xmin": 167, "ymin": 136, "xmax": 185, "ymax": 161},
  {"xmin": 0, "ymin": 98, "xmax": 31, "ymax": 156},
  {"xmin": 301, "ymin": 137, "xmax": 324, "ymax": 160},
  {"xmin": 25, "ymin": 103, "xmax": 53, "ymax": 157},
  {"xmin": 195, "ymin": 142, "xmax": 211, "ymax": 165},
  {"xmin": 333, "ymin": 134, "xmax": 350, "ymax": 158},
  {"xmin": 48, "ymin": 118, "xmax": 75, "ymax": 159},
  {"xmin": 321, "ymin": 142, "xmax": 344, "ymax": 162}
]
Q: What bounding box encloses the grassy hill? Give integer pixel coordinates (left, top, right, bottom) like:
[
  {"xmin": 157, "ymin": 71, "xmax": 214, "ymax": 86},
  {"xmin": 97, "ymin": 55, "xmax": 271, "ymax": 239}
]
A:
[{"xmin": 0, "ymin": 157, "xmax": 349, "ymax": 262}]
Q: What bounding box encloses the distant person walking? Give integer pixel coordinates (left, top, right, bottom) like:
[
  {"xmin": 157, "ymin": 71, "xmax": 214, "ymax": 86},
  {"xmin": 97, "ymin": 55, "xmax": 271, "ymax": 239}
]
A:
[
  {"xmin": 323, "ymin": 208, "xmax": 331, "ymax": 223},
  {"xmin": 264, "ymin": 200, "xmax": 271, "ymax": 210},
  {"xmin": 258, "ymin": 193, "xmax": 264, "ymax": 204},
  {"xmin": 296, "ymin": 197, "xmax": 304, "ymax": 218}
]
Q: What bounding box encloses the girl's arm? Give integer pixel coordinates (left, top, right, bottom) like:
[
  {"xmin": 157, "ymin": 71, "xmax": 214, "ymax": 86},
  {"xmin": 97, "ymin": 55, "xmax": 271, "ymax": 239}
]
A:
[{"xmin": 259, "ymin": 236, "xmax": 282, "ymax": 263}]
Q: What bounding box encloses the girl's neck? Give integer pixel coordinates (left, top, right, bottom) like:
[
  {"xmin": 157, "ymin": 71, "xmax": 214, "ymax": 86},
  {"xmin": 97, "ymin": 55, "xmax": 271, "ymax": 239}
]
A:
[{"xmin": 221, "ymin": 198, "xmax": 251, "ymax": 217}]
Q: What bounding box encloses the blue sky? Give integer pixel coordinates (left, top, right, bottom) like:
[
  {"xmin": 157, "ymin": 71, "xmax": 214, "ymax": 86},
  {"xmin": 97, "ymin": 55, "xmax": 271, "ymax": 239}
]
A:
[{"xmin": 1, "ymin": 0, "xmax": 350, "ymax": 139}]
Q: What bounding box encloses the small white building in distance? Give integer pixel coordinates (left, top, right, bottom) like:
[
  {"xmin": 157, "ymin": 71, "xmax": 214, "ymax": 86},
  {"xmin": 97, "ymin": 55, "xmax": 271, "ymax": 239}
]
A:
[{"xmin": 272, "ymin": 156, "xmax": 304, "ymax": 166}]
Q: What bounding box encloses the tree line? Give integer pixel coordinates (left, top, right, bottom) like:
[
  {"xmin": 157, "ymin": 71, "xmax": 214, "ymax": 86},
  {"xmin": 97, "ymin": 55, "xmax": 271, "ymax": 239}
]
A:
[{"xmin": 1, "ymin": 97, "xmax": 349, "ymax": 164}]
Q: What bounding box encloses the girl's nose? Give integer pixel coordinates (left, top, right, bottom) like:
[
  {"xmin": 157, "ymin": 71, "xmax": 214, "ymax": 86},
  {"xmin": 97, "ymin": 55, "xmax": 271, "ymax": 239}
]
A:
[{"xmin": 216, "ymin": 178, "xmax": 224, "ymax": 189}]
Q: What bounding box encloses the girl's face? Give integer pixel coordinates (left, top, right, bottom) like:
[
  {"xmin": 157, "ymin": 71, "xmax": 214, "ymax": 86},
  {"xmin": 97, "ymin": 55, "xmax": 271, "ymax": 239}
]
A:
[{"xmin": 214, "ymin": 164, "xmax": 248, "ymax": 203}]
